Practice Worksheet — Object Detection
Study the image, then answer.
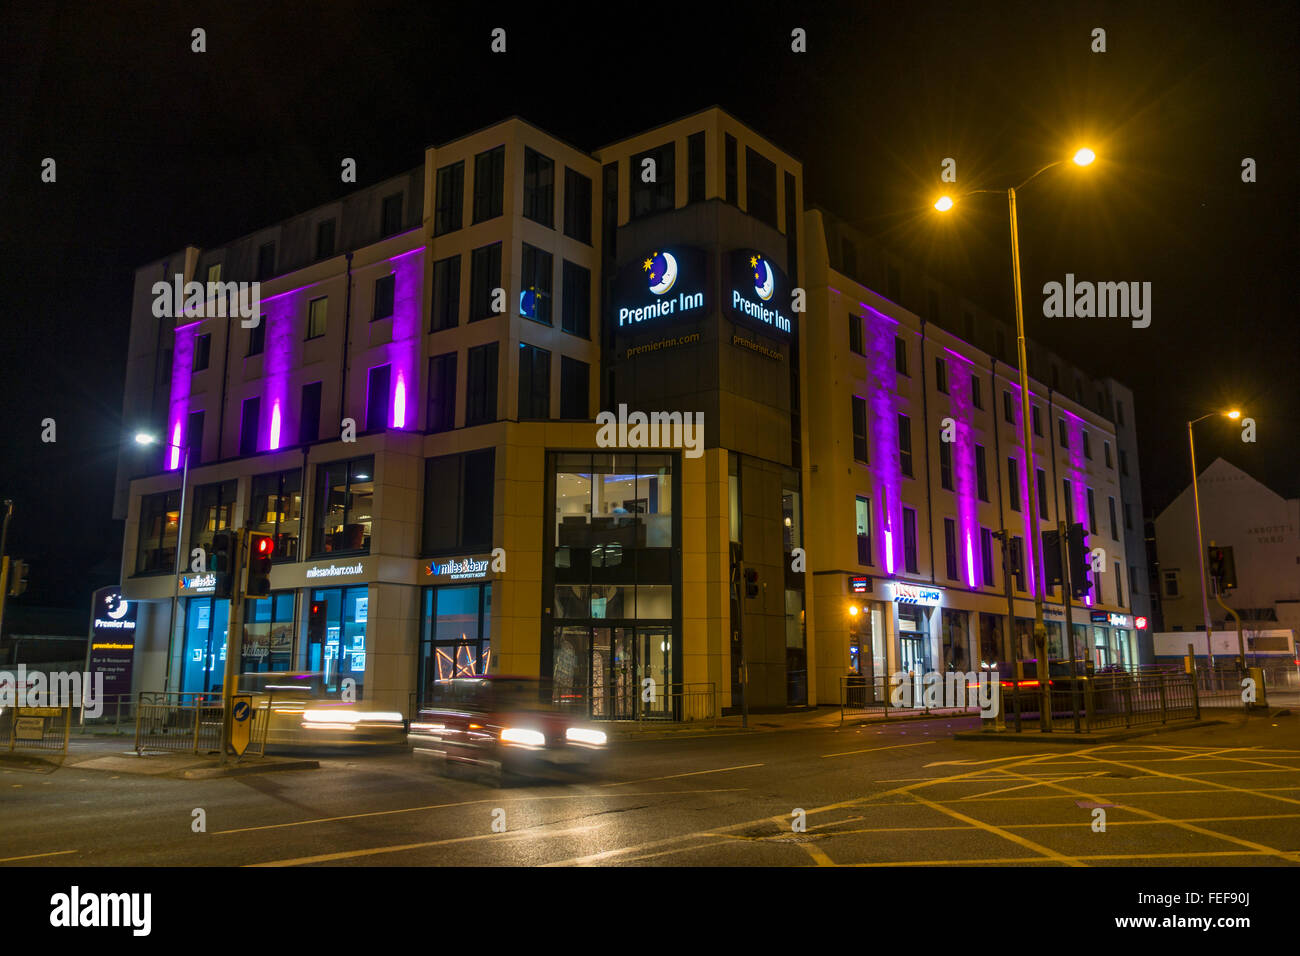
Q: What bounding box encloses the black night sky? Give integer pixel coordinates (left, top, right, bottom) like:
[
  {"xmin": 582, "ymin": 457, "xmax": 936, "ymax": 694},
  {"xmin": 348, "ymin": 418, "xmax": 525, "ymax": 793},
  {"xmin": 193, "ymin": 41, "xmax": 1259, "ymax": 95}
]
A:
[{"xmin": 1, "ymin": 1, "xmax": 1295, "ymax": 613}]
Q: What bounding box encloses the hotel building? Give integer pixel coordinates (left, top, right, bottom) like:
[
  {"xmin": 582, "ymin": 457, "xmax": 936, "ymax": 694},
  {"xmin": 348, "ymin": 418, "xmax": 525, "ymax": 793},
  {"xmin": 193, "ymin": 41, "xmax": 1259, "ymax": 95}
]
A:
[{"xmin": 114, "ymin": 108, "xmax": 1142, "ymax": 715}]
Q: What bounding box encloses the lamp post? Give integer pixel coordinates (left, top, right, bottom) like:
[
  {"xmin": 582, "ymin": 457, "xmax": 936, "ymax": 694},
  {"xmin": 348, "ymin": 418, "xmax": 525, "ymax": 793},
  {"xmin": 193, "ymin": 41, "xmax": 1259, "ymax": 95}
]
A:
[
  {"xmin": 935, "ymin": 147, "xmax": 1097, "ymax": 731},
  {"xmin": 135, "ymin": 432, "xmax": 190, "ymax": 694},
  {"xmin": 1187, "ymin": 409, "xmax": 1241, "ymax": 681}
]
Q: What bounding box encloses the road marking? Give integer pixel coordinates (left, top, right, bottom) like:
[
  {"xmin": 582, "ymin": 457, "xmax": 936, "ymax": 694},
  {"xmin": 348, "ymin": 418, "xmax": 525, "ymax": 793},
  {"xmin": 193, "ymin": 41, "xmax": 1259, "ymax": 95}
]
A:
[
  {"xmin": 214, "ymin": 788, "xmax": 747, "ymax": 835},
  {"xmin": 846, "ymin": 850, "xmax": 1275, "ymax": 866},
  {"xmin": 800, "ymin": 842, "xmax": 836, "ymax": 866},
  {"xmin": 600, "ymin": 763, "xmax": 763, "ymax": 787},
  {"xmin": 954, "ymin": 773, "xmax": 1109, "ymax": 799},
  {"xmin": 0, "ymin": 849, "xmax": 77, "ymax": 863},
  {"xmin": 821, "ymin": 741, "xmax": 936, "ymax": 758},
  {"xmin": 924, "ymin": 753, "xmax": 1055, "ymax": 767},
  {"xmin": 1076, "ymin": 750, "xmax": 1300, "ymax": 807},
  {"xmin": 248, "ymin": 826, "xmax": 599, "ymax": 866},
  {"xmin": 906, "ymin": 791, "xmax": 1086, "ymax": 866}
]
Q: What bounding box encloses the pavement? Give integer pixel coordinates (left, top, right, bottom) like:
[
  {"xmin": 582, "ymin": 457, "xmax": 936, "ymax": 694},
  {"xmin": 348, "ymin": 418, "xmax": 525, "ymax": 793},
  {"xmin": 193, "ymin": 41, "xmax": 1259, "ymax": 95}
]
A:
[{"xmin": 0, "ymin": 734, "xmax": 318, "ymax": 779}]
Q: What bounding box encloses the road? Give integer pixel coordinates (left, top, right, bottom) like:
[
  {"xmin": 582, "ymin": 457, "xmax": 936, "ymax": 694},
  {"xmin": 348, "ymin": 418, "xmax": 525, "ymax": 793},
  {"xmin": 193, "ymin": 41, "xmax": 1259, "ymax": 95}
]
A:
[{"xmin": 3, "ymin": 713, "xmax": 1299, "ymax": 866}]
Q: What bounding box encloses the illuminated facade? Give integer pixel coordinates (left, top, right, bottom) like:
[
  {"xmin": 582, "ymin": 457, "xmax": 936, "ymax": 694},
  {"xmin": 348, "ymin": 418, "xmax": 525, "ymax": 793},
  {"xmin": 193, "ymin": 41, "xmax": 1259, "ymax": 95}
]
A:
[{"xmin": 114, "ymin": 109, "xmax": 1141, "ymax": 715}]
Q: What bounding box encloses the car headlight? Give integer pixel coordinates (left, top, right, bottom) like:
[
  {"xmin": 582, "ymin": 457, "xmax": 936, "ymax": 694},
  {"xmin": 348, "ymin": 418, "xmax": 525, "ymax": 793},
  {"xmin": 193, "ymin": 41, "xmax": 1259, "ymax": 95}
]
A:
[
  {"xmin": 566, "ymin": 727, "xmax": 606, "ymax": 746},
  {"xmin": 500, "ymin": 727, "xmax": 545, "ymax": 747}
]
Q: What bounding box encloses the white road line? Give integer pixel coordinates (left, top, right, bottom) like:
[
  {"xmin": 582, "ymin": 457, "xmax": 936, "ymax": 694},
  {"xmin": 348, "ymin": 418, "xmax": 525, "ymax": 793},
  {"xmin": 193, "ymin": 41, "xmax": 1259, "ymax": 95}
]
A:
[
  {"xmin": 600, "ymin": 763, "xmax": 764, "ymax": 787},
  {"xmin": 0, "ymin": 849, "xmax": 77, "ymax": 863},
  {"xmin": 822, "ymin": 741, "xmax": 937, "ymax": 758}
]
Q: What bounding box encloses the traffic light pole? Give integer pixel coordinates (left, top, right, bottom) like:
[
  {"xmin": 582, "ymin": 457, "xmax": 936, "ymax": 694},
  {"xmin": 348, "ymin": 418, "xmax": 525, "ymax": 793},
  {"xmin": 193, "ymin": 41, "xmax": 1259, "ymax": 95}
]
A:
[{"xmin": 218, "ymin": 528, "xmax": 246, "ymax": 765}]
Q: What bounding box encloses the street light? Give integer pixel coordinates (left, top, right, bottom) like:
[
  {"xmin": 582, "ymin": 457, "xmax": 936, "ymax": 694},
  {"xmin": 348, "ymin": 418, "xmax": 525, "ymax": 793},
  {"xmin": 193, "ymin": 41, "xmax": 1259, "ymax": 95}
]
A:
[
  {"xmin": 1187, "ymin": 408, "xmax": 1243, "ymax": 680},
  {"xmin": 934, "ymin": 147, "xmax": 1097, "ymax": 731},
  {"xmin": 135, "ymin": 431, "xmax": 191, "ymax": 694}
]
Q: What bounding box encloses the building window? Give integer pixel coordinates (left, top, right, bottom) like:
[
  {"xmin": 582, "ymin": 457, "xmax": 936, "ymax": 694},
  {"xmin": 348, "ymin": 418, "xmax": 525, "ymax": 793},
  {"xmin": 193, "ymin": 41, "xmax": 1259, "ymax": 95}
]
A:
[
  {"xmin": 365, "ymin": 364, "xmax": 391, "ymax": 432},
  {"xmin": 381, "ymin": 192, "xmax": 403, "ymax": 236},
  {"xmin": 560, "ymin": 356, "xmax": 589, "ymax": 420},
  {"xmin": 191, "ymin": 333, "xmax": 211, "ymax": 372},
  {"xmin": 249, "ymin": 470, "xmax": 302, "ymax": 561},
  {"xmin": 299, "ymin": 381, "xmax": 322, "ymax": 445},
  {"xmin": 518, "ymin": 343, "xmax": 550, "ymax": 420},
  {"xmin": 687, "ymin": 131, "xmax": 705, "ymax": 204},
  {"xmin": 1062, "ymin": 479, "xmax": 1074, "ymax": 524},
  {"xmin": 240, "ymin": 396, "xmax": 260, "ymax": 456},
  {"xmin": 1120, "ymin": 449, "xmax": 1129, "ymax": 476},
  {"xmin": 848, "ymin": 313, "xmax": 864, "ymax": 355},
  {"xmin": 939, "ymin": 439, "xmax": 953, "ymax": 490},
  {"xmin": 372, "ymin": 273, "xmax": 395, "ymax": 321},
  {"xmin": 307, "ymin": 296, "xmax": 327, "ymax": 339},
  {"xmin": 186, "ymin": 411, "xmax": 204, "ymax": 466},
  {"xmin": 561, "ymin": 261, "xmax": 591, "ymax": 338},
  {"xmin": 136, "ymin": 490, "xmax": 181, "ymax": 574},
  {"xmin": 522, "ymin": 147, "xmax": 555, "ymax": 228},
  {"xmin": 1007, "ymin": 457, "xmax": 1020, "ymax": 512},
  {"xmin": 1115, "ymin": 560, "xmax": 1124, "ymax": 607},
  {"xmin": 1082, "ymin": 430, "xmax": 1092, "ymax": 459},
  {"xmin": 313, "ymin": 456, "xmax": 374, "ymax": 555},
  {"xmin": 602, "ymin": 163, "xmax": 618, "ymax": 258},
  {"xmin": 430, "ymin": 255, "xmax": 460, "ymax": 331},
  {"xmin": 257, "ymin": 241, "xmax": 275, "ymax": 280},
  {"xmin": 190, "ymin": 479, "xmax": 238, "ymax": 557},
  {"xmin": 855, "ymin": 496, "xmax": 871, "ymax": 566},
  {"xmin": 724, "ymin": 134, "xmax": 738, "ymax": 204},
  {"xmin": 423, "ymin": 450, "xmax": 495, "ymax": 553},
  {"xmin": 1130, "ymin": 564, "xmax": 1140, "ymax": 595},
  {"xmin": 745, "ymin": 147, "xmax": 777, "ymax": 228},
  {"xmin": 891, "ymin": 414, "xmax": 915, "ymax": 479},
  {"xmin": 935, "ymin": 357, "xmax": 948, "ymax": 394},
  {"xmin": 315, "ymin": 219, "xmax": 335, "ymax": 260},
  {"xmin": 981, "ymin": 528, "xmax": 995, "ymax": 587},
  {"xmin": 563, "ymin": 167, "xmax": 592, "ymax": 243},
  {"xmin": 418, "ymin": 583, "xmax": 493, "ymax": 695},
  {"xmin": 1037, "ymin": 468, "xmax": 1049, "ymax": 520},
  {"xmin": 426, "ymin": 353, "xmax": 457, "ymax": 434},
  {"xmin": 473, "ymin": 145, "xmax": 505, "ymax": 223},
  {"xmin": 247, "ymin": 316, "xmax": 266, "ymax": 356},
  {"xmin": 305, "ymin": 586, "xmax": 368, "ymax": 697},
  {"xmin": 1058, "ymin": 418, "xmax": 1069, "ymax": 448},
  {"xmin": 630, "ymin": 142, "xmax": 675, "ymax": 219},
  {"xmin": 434, "ymin": 160, "xmax": 464, "ymax": 236},
  {"xmin": 1012, "ymin": 537, "xmax": 1026, "ymax": 591},
  {"xmin": 1104, "ymin": 440, "xmax": 1113, "ymax": 469},
  {"xmin": 469, "ymin": 242, "xmax": 502, "ymax": 322},
  {"xmin": 1116, "ymin": 400, "xmax": 1125, "ymax": 427},
  {"xmin": 852, "ymin": 396, "xmax": 869, "ymax": 463},
  {"xmin": 1086, "ymin": 488, "xmax": 1098, "ymax": 534},
  {"xmin": 1123, "ymin": 502, "xmax": 1133, "ymax": 531},
  {"xmin": 976, "ymin": 444, "xmax": 989, "ymax": 501},
  {"xmin": 903, "ymin": 507, "xmax": 919, "ymax": 574},
  {"xmin": 1108, "ymin": 496, "xmax": 1118, "ymax": 540},
  {"xmin": 519, "ymin": 243, "xmax": 553, "ymax": 325},
  {"xmin": 241, "ymin": 591, "xmax": 296, "ymax": 674},
  {"xmin": 465, "ymin": 342, "xmax": 498, "ymax": 426},
  {"xmin": 895, "ymin": 337, "xmax": 908, "ymax": 375},
  {"xmin": 972, "ymin": 375, "xmax": 983, "ymax": 409},
  {"xmin": 944, "ymin": 518, "xmax": 958, "ymax": 581},
  {"xmin": 1002, "ymin": 390, "xmax": 1014, "ymax": 424},
  {"xmin": 1163, "ymin": 570, "xmax": 1180, "ymax": 597}
]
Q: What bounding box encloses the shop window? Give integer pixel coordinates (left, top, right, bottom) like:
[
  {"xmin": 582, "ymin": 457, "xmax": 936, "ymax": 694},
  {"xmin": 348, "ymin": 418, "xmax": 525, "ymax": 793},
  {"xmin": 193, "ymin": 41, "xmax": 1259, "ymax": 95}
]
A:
[
  {"xmin": 312, "ymin": 456, "xmax": 374, "ymax": 555},
  {"xmin": 423, "ymin": 449, "xmax": 495, "ymax": 554},
  {"xmin": 307, "ymin": 586, "xmax": 369, "ymax": 697},
  {"xmin": 419, "ymin": 584, "xmax": 493, "ymax": 700},
  {"xmin": 249, "ymin": 469, "xmax": 302, "ymax": 561},
  {"xmin": 136, "ymin": 490, "xmax": 181, "ymax": 574},
  {"xmin": 242, "ymin": 591, "xmax": 295, "ymax": 673},
  {"xmin": 179, "ymin": 596, "xmax": 229, "ymax": 695}
]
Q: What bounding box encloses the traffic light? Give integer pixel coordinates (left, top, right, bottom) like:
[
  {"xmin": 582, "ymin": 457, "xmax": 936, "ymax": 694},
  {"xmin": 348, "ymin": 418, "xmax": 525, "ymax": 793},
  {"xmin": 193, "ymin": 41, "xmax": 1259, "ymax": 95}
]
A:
[
  {"xmin": 1008, "ymin": 536, "xmax": 1026, "ymax": 591},
  {"xmin": 7, "ymin": 559, "xmax": 28, "ymax": 597},
  {"xmin": 1041, "ymin": 530, "xmax": 1063, "ymax": 588},
  {"xmin": 245, "ymin": 532, "xmax": 274, "ymax": 597},
  {"xmin": 744, "ymin": 568, "xmax": 759, "ymax": 598},
  {"xmin": 208, "ymin": 529, "xmax": 236, "ymax": 599},
  {"xmin": 1067, "ymin": 522, "xmax": 1091, "ymax": 598},
  {"xmin": 1207, "ymin": 545, "xmax": 1237, "ymax": 591}
]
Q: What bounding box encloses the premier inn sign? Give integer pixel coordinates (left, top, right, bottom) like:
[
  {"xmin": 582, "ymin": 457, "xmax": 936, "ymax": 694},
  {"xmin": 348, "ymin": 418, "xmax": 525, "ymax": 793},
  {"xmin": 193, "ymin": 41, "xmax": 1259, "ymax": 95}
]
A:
[
  {"xmin": 724, "ymin": 249, "xmax": 792, "ymax": 337},
  {"xmin": 612, "ymin": 247, "xmax": 709, "ymax": 331}
]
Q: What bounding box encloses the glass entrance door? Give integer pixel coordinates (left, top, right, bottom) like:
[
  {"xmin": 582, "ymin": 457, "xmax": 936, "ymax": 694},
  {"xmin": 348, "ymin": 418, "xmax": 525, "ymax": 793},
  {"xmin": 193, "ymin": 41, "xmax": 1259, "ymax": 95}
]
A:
[
  {"xmin": 639, "ymin": 627, "xmax": 672, "ymax": 718},
  {"xmin": 591, "ymin": 627, "xmax": 636, "ymax": 719}
]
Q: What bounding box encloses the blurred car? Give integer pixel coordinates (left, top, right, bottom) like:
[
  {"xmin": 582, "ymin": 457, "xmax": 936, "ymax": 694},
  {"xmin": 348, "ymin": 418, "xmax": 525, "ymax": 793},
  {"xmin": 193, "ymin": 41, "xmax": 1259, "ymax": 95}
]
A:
[
  {"xmin": 409, "ymin": 676, "xmax": 608, "ymax": 784},
  {"xmin": 238, "ymin": 672, "xmax": 406, "ymax": 750}
]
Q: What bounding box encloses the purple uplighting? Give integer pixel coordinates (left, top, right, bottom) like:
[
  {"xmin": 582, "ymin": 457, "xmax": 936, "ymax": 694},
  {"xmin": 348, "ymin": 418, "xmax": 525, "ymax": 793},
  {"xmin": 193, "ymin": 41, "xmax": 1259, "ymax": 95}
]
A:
[{"xmin": 165, "ymin": 324, "xmax": 197, "ymax": 470}]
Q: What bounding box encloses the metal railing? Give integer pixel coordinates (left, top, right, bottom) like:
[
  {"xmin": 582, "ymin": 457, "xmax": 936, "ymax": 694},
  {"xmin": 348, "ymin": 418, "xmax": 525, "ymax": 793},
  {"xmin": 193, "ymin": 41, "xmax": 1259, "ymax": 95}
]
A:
[
  {"xmin": 77, "ymin": 693, "xmax": 138, "ymax": 732},
  {"xmin": 840, "ymin": 674, "xmax": 985, "ymax": 723},
  {"xmin": 134, "ymin": 692, "xmax": 225, "ymax": 755},
  {"xmin": 1, "ymin": 704, "xmax": 73, "ymax": 754}
]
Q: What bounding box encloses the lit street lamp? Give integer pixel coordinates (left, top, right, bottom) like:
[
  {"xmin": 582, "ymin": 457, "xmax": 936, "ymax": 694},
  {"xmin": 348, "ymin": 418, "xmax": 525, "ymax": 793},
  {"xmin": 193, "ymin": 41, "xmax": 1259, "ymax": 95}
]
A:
[
  {"xmin": 935, "ymin": 147, "xmax": 1098, "ymax": 731},
  {"xmin": 135, "ymin": 431, "xmax": 191, "ymax": 693},
  {"xmin": 1187, "ymin": 408, "xmax": 1242, "ymax": 680}
]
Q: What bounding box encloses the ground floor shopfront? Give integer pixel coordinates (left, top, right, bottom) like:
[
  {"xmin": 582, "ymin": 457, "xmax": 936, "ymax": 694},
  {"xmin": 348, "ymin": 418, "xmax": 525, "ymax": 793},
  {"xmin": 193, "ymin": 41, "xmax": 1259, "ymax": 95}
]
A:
[{"xmin": 814, "ymin": 573, "xmax": 1139, "ymax": 704}]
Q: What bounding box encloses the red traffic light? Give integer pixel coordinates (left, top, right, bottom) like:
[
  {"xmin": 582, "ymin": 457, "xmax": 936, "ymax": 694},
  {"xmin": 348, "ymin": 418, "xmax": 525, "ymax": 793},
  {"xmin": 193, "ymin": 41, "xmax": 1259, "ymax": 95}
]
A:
[{"xmin": 255, "ymin": 535, "xmax": 274, "ymax": 556}]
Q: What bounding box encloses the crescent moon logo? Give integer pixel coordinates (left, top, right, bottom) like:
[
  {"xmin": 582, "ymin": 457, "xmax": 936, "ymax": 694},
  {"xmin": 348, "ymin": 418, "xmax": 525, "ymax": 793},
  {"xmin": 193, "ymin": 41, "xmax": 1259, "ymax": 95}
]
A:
[
  {"xmin": 105, "ymin": 594, "xmax": 129, "ymax": 619},
  {"xmin": 646, "ymin": 252, "xmax": 678, "ymax": 296},
  {"xmin": 754, "ymin": 256, "xmax": 775, "ymax": 301}
]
